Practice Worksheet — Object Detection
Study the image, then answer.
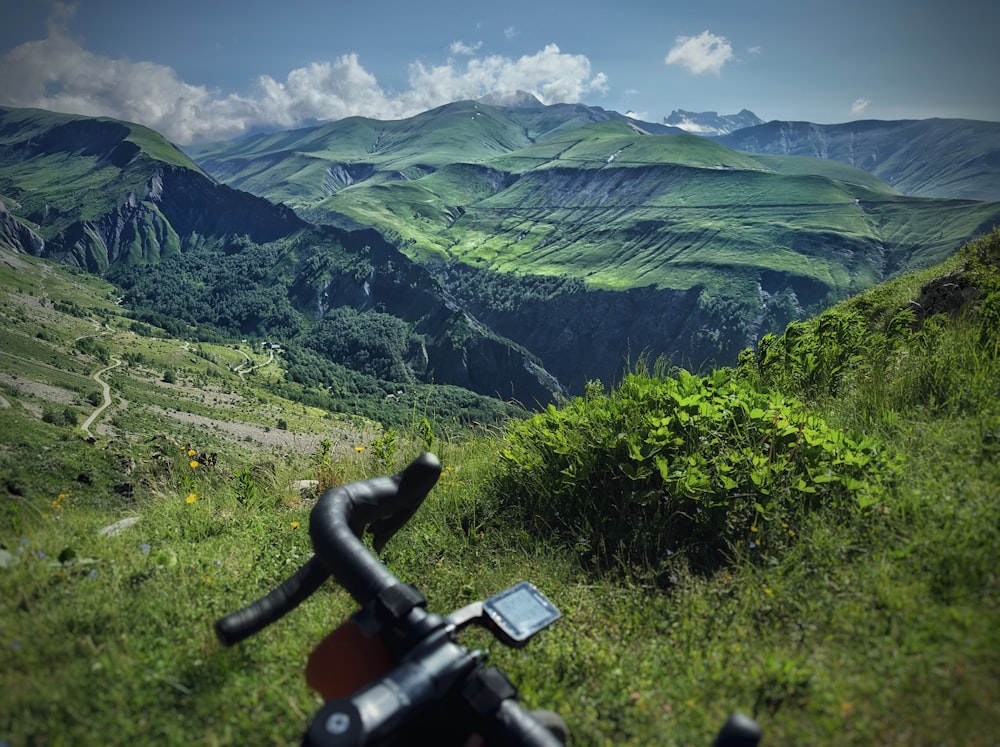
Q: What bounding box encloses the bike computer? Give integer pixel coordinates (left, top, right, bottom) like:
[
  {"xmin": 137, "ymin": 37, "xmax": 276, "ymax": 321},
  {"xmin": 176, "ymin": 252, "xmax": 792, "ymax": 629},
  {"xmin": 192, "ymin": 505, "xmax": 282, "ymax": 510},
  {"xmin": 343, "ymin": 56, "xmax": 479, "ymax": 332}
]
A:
[{"xmin": 482, "ymin": 582, "xmax": 561, "ymax": 647}]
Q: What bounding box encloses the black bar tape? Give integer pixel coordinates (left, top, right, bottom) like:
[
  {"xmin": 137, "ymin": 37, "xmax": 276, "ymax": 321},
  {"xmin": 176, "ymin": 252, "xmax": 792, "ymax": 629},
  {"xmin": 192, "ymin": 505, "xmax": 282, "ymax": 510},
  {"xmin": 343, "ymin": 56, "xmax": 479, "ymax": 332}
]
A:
[{"xmin": 215, "ymin": 556, "xmax": 330, "ymax": 646}]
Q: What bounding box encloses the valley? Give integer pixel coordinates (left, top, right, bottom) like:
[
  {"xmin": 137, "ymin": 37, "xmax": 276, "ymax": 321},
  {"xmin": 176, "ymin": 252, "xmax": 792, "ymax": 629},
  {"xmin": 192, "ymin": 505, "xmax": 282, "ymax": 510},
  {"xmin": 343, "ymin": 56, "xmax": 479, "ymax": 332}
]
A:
[{"xmin": 2, "ymin": 100, "xmax": 999, "ymax": 402}]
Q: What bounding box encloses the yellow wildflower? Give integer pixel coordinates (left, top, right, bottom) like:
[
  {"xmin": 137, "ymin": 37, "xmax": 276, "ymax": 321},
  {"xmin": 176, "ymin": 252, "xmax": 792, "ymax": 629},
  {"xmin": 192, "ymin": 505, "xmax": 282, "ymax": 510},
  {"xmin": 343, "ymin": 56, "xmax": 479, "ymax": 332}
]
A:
[
  {"xmin": 189, "ymin": 460, "xmax": 199, "ymax": 469},
  {"xmin": 186, "ymin": 493, "xmax": 197, "ymax": 504}
]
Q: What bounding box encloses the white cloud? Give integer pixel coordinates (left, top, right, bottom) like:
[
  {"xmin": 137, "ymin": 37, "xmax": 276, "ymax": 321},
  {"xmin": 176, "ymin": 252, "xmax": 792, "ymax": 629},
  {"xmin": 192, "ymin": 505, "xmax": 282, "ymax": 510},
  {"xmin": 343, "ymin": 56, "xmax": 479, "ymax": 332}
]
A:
[
  {"xmin": 850, "ymin": 97, "xmax": 871, "ymax": 116},
  {"xmin": 449, "ymin": 40, "xmax": 483, "ymax": 56},
  {"xmin": 665, "ymin": 31, "xmax": 734, "ymax": 76},
  {"xmin": 504, "ymin": 26, "xmax": 518, "ymax": 41},
  {"xmin": 404, "ymin": 44, "xmax": 607, "ymax": 113},
  {"xmin": 0, "ymin": 13, "xmax": 608, "ymax": 144},
  {"xmin": 0, "ymin": 23, "xmax": 256, "ymax": 143}
]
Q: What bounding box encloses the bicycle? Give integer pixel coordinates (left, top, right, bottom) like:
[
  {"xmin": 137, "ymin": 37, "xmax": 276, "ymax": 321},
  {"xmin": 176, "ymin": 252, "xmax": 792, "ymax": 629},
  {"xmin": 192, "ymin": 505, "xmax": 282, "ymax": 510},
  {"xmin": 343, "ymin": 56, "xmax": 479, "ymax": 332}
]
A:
[{"xmin": 215, "ymin": 452, "xmax": 762, "ymax": 746}]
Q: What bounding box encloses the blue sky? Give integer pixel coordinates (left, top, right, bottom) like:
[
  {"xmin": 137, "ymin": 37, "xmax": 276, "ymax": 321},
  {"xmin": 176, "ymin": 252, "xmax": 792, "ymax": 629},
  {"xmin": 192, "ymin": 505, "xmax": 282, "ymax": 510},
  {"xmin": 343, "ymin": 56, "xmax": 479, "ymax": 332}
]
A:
[{"xmin": 1, "ymin": 0, "xmax": 996, "ymax": 144}]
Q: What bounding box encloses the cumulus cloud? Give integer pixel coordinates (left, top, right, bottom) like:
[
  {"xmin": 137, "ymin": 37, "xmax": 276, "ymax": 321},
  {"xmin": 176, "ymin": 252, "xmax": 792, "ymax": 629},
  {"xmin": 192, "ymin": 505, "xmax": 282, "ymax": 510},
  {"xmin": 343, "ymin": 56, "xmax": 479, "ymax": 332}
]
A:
[
  {"xmin": 850, "ymin": 97, "xmax": 871, "ymax": 116},
  {"xmin": 665, "ymin": 31, "xmax": 734, "ymax": 75},
  {"xmin": 0, "ymin": 13, "xmax": 607, "ymax": 144},
  {"xmin": 449, "ymin": 40, "xmax": 483, "ymax": 56}
]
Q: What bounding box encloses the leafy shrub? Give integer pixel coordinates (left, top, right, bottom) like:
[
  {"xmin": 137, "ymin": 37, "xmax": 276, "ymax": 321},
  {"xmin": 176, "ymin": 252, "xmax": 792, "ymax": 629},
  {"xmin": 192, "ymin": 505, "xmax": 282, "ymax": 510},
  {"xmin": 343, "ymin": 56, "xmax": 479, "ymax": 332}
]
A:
[
  {"xmin": 737, "ymin": 311, "xmax": 870, "ymax": 400},
  {"xmin": 42, "ymin": 405, "xmax": 78, "ymax": 427},
  {"xmin": 491, "ymin": 366, "xmax": 897, "ymax": 575}
]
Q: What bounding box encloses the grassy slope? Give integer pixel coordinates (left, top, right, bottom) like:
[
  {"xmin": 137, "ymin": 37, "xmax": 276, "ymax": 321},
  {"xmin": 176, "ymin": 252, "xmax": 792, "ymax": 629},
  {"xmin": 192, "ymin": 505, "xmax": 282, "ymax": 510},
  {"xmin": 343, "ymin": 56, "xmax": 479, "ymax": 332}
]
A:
[{"xmin": 1, "ymin": 228, "xmax": 998, "ymax": 746}]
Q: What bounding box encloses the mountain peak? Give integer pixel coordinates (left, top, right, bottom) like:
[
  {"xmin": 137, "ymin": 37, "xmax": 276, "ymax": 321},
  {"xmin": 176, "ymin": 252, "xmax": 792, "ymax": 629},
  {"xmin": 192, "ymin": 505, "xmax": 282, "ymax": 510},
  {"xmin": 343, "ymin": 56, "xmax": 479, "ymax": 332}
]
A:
[
  {"xmin": 663, "ymin": 109, "xmax": 764, "ymax": 136},
  {"xmin": 476, "ymin": 90, "xmax": 545, "ymax": 109}
]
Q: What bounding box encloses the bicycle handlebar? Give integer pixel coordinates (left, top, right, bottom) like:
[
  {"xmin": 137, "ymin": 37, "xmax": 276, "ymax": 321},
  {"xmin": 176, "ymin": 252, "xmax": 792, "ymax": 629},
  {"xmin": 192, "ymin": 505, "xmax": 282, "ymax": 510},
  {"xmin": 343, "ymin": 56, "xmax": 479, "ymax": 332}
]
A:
[
  {"xmin": 216, "ymin": 556, "xmax": 329, "ymax": 646},
  {"xmin": 216, "ymin": 453, "xmax": 564, "ymax": 746},
  {"xmin": 215, "ymin": 453, "xmax": 441, "ymax": 647},
  {"xmin": 216, "ymin": 452, "xmax": 759, "ymax": 746}
]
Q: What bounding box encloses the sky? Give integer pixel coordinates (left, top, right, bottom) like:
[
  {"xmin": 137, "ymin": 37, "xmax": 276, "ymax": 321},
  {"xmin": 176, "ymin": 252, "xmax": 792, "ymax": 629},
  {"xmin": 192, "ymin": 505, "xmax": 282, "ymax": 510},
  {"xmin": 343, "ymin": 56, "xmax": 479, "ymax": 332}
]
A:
[{"xmin": 0, "ymin": 0, "xmax": 997, "ymax": 146}]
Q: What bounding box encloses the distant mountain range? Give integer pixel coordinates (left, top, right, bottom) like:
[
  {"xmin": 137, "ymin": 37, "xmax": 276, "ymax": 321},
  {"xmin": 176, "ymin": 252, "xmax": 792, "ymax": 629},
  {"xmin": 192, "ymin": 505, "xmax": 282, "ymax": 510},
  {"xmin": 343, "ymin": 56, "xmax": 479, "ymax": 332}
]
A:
[
  {"xmin": 1, "ymin": 101, "xmax": 998, "ymax": 404},
  {"xmin": 715, "ymin": 117, "xmax": 1000, "ymax": 201},
  {"xmin": 0, "ymin": 106, "xmax": 564, "ymax": 405}
]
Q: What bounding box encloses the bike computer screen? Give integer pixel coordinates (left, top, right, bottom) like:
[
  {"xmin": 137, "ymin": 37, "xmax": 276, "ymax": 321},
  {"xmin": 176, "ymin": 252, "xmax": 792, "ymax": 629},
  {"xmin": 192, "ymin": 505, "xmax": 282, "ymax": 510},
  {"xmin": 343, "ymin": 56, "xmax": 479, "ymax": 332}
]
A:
[{"xmin": 482, "ymin": 582, "xmax": 561, "ymax": 646}]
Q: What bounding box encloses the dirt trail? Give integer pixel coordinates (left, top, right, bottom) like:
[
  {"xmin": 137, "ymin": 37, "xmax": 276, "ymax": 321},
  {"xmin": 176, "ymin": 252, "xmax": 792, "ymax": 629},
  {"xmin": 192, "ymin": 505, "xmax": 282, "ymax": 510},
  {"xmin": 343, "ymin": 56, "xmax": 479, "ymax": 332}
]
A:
[{"xmin": 81, "ymin": 357, "xmax": 121, "ymax": 438}]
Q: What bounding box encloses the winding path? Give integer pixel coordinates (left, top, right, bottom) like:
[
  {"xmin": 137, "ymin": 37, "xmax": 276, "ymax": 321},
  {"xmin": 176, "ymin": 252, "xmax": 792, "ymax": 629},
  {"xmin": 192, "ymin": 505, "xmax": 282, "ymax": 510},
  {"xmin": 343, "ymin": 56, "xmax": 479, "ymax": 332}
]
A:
[
  {"xmin": 232, "ymin": 347, "xmax": 274, "ymax": 376},
  {"xmin": 81, "ymin": 357, "xmax": 122, "ymax": 438}
]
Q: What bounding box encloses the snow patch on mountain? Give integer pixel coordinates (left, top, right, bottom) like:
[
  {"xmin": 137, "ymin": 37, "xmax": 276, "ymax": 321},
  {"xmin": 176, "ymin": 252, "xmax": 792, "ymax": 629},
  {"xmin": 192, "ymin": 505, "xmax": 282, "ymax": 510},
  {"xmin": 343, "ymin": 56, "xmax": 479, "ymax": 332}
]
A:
[{"xmin": 664, "ymin": 109, "xmax": 764, "ymax": 136}]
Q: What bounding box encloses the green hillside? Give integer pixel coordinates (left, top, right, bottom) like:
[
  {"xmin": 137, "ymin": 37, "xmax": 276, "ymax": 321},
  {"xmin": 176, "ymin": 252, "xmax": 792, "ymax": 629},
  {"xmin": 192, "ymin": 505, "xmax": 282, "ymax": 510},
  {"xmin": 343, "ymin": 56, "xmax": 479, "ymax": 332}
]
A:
[
  {"xmin": 0, "ymin": 106, "xmax": 203, "ymax": 236},
  {"xmin": 187, "ymin": 106, "xmax": 1000, "ymax": 310},
  {"xmin": 2, "ymin": 229, "xmax": 998, "ymax": 746},
  {"xmin": 0, "ymin": 107, "xmax": 568, "ymax": 405},
  {"xmin": 5, "ymin": 104, "xmax": 999, "ymax": 401}
]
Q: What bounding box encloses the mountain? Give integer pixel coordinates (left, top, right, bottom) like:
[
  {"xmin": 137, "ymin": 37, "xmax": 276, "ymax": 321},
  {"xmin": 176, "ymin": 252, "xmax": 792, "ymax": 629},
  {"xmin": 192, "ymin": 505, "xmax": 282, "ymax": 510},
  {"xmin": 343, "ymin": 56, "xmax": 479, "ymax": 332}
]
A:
[
  {"xmin": 664, "ymin": 108, "xmax": 764, "ymax": 136},
  {"xmin": 0, "ymin": 106, "xmax": 304, "ymax": 272},
  {"xmin": 716, "ymin": 118, "xmax": 1000, "ymax": 201},
  {"xmin": 0, "ymin": 106, "xmax": 565, "ymax": 407},
  {"xmin": 476, "ymin": 90, "xmax": 547, "ymax": 108},
  {"xmin": 184, "ymin": 100, "xmax": 1000, "ymax": 392},
  {"xmin": 4, "ymin": 103, "xmax": 999, "ymax": 402}
]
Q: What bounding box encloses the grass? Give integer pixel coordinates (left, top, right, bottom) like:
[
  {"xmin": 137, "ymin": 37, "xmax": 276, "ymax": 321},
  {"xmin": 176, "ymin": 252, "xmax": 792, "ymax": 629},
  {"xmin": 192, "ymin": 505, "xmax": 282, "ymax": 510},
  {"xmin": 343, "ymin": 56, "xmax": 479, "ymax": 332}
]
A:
[{"xmin": 1, "ymin": 232, "xmax": 999, "ymax": 746}]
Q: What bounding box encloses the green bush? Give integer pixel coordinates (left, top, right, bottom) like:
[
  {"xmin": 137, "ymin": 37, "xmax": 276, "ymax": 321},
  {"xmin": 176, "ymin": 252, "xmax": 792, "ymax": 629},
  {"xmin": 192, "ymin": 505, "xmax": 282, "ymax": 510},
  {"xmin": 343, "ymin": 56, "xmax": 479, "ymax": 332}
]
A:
[
  {"xmin": 491, "ymin": 366, "xmax": 898, "ymax": 575},
  {"xmin": 42, "ymin": 405, "xmax": 78, "ymax": 427}
]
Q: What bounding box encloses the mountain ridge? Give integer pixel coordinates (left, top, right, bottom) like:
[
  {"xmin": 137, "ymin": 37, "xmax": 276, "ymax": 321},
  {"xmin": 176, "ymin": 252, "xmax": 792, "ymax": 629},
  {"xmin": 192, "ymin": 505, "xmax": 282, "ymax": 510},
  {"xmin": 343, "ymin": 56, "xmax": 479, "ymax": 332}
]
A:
[
  {"xmin": 664, "ymin": 108, "xmax": 764, "ymax": 136},
  {"xmin": 0, "ymin": 106, "xmax": 567, "ymax": 406},
  {"xmin": 3, "ymin": 102, "xmax": 999, "ymax": 402},
  {"xmin": 181, "ymin": 99, "xmax": 1000, "ymax": 390},
  {"xmin": 715, "ymin": 117, "xmax": 1000, "ymax": 200}
]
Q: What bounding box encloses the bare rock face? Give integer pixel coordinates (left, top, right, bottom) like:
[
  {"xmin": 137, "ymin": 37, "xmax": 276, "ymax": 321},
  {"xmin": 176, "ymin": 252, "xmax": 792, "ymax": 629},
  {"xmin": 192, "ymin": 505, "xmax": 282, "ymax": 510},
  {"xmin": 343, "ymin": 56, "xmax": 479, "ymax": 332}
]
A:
[
  {"xmin": 911, "ymin": 270, "xmax": 980, "ymax": 320},
  {"xmin": 0, "ymin": 199, "xmax": 44, "ymax": 254}
]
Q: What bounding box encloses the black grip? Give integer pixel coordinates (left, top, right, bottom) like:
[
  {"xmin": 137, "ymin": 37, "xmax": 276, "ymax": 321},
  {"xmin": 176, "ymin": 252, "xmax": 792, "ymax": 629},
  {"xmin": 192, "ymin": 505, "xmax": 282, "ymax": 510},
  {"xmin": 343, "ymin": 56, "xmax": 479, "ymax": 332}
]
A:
[
  {"xmin": 484, "ymin": 700, "xmax": 565, "ymax": 747},
  {"xmin": 215, "ymin": 556, "xmax": 329, "ymax": 646},
  {"xmin": 310, "ymin": 452, "xmax": 441, "ymax": 604}
]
